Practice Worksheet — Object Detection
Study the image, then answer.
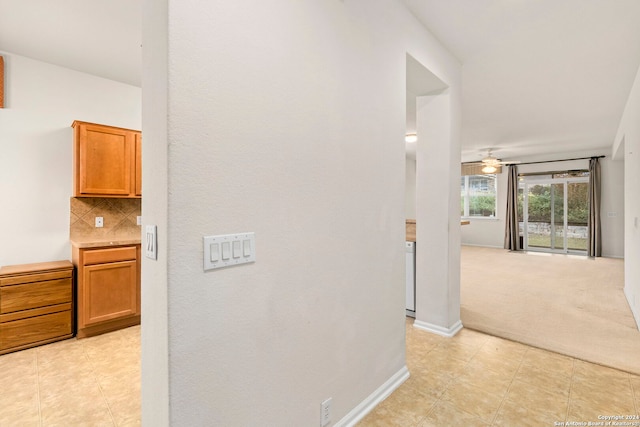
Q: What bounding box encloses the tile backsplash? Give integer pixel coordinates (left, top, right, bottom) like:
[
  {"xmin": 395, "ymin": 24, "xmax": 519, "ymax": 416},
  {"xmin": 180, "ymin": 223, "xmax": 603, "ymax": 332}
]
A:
[{"xmin": 70, "ymin": 198, "xmax": 141, "ymax": 240}]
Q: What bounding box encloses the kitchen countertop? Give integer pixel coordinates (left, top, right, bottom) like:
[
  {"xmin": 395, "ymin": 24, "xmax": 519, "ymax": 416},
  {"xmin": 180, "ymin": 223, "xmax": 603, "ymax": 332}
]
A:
[
  {"xmin": 406, "ymin": 219, "xmax": 470, "ymax": 242},
  {"xmin": 70, "ymin": 238, "xmax": 142, "ymax": 249},
  {"xmin": 405, "ymin": 219, "xmax": 471, "ymax": 225}
]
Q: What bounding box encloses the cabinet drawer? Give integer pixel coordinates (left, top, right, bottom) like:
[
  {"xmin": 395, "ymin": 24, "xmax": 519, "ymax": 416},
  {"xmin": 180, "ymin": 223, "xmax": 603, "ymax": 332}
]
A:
[
  {"xmin": 0, "ymin": 310, "xmax": 72, "ymax": 351},
  {"xmin": 0, "ymin": 270, "xmax": 70, "ymax": 286},
  {"xmin": 83, "ymin": 247, "xmax": 137, "ymax": 265},
  {"xmin": 0, "ymin": 278, "xmax": 72, "ymax": 314}
]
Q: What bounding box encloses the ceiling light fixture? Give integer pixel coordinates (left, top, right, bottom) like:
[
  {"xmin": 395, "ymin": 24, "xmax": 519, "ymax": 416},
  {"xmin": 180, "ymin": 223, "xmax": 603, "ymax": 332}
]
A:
[
  {"xmin": 482, "ymin": 165, "xmax": 497, "ymax": 174},
  {"xmin": 405, "ymin": 133, "xmax": 417, "ymax": 143}
]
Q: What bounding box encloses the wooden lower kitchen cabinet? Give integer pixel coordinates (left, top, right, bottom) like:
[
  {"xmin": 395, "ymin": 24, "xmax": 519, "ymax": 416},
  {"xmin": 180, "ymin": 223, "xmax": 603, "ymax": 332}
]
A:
[
  {"xmin": 0, "ymin": 260, "xmax": 74, "ymax": 354},
  {"xmin": 72, "ymin": 244, "xmax": 140, "ymax": 338}
]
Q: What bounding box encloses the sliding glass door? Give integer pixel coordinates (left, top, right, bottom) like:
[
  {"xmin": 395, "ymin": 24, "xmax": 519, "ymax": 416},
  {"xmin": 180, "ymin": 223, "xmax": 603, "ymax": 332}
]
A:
[
  {"xmin": 566, "ymin": 181, "xmax": 589, "ymax": 251},
  {"xmin": 522, "ymin": 182, "xmax": 564, "ymax": 251},
  {"xmin": 520, "ymin": 176, "xmax": 588, "ymax": 254}
]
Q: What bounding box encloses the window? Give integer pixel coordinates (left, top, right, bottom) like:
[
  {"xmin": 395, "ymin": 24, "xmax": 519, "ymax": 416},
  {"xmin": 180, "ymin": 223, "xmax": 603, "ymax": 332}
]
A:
[{"xmin": 461, "ymin": 174, "xmax": 497, "ymax": 218}]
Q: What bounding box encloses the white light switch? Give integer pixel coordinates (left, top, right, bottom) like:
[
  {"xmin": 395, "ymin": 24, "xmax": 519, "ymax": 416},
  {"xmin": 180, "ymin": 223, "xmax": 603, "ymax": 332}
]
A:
[
  {"xmin": 203, "ymin": 232, "xmax": 255, "ymax": 271},
  {"xmin": 210, "ymin": 243, "xmax": 220, "ymax": 262},
  {"xmin": 221, "ymin": 242, "xmax": 231, "ymax": 260},
  {"xmin": 95, "ymin": 217, "xmax": 104, "ymax": 228},
  {"xmin": 232, "ymin": 241, "xmax": 241, "ymax": 258},
  {"xmin": 145, "ymin": 225, "xmax": 157, "ymax": 260}
]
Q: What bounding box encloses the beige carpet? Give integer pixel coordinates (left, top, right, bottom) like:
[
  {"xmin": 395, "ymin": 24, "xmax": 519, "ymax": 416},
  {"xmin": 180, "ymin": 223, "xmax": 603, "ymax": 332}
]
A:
[{"xmin": 460, "ymin": 245, "xmax": 640, "ymax": 375}]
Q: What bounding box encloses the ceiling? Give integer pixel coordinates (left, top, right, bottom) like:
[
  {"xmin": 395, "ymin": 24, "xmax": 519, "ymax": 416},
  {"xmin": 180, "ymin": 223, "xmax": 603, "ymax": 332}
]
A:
[
  {"xmin": 0, "ymin": 0, "xmax": 141, "ymax": 87},
  {"xmin": 403, "ymin": 0, "xmax": 640, "ymax": 162},
  {"xmin": 2, "ymin": 1, "xmax": 639, "ymax": 163}
]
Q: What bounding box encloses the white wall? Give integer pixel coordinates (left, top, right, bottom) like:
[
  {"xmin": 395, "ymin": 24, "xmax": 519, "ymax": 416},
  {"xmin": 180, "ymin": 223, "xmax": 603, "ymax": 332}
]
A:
[
  {"xmin": 405, "ymin": 157, "xmax": 416, "ymax": 218},
  {"xmin": 599, "ymin": 156, "xmax": 625, "ymax": 258},
  {"xmin": 459, "ymin": 151, "xmax": 625, "ymax": 258},
  {"xmin": 140, "ymin": 0, "xmax": 169, "ymax": 425},
  {"xmin": 614, "ymin": 62, "xmax": 640, "ymax": 329},
  {"xmin": 0, "ymin": 52, "xmax": 141, "ymax": 267},
  {"xmin": 414, "ymin": 90, "xmax": 462, "ymax": 335},
  {"xmin": 141, "ymin": 1, "xmax": 460, "ymax": 425}
]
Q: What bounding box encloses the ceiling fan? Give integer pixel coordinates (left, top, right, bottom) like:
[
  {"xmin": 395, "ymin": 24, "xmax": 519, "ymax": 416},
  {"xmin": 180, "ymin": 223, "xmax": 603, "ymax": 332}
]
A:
[{"xmin": 477, "ymin": 149, "xmax": 520, "ymax": 173}]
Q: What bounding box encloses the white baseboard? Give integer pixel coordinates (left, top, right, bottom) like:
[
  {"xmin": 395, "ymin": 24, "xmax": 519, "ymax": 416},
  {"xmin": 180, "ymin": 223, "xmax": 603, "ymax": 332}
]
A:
[
  {"xmin": 335, "ymin": 366, "xmax": 409, "ymax": 427},
  {"xmin": 624, "ymin": 286, "xmax": 640, "ymax": 331},
  {"xmin": 413, "ymin": 319, "xmax": 463, "ymax": 337},
  {"xmin": 461, "ymin": 243, "xmax": 504, "ymax": 249}
]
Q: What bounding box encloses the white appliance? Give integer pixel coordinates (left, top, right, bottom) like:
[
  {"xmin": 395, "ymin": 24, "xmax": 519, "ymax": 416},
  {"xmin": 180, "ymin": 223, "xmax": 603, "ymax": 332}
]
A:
[{"xmin": 405, "ymin": 241, "xmax": 415, "ymax": 317}]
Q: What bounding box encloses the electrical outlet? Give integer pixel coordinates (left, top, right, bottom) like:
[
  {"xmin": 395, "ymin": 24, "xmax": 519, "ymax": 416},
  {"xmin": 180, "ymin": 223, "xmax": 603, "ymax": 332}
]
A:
[
  {"xmin": 95, "ymin": 217, "xmax": 104, "ymax": 228},
  {"xmin": 137, "ymin": 216, "xmax": 142, "ymax": 225},
  {"xmin": 321, "ymin": 398, "xmax": 332, "ymax": 427}
]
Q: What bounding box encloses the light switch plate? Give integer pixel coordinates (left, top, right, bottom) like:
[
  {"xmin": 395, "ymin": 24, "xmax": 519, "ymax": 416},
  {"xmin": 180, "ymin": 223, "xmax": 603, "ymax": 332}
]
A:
[
  {"xmin": 204, "ymin": 232, "xmax": 255, "ymax": 271},
  {"xmin": 145, "ymin": 225, "xmax": 157, "ymax": 260},
  {"xmin": 95, "ymin": 217, "xmax": 103, "ymax": 228}
]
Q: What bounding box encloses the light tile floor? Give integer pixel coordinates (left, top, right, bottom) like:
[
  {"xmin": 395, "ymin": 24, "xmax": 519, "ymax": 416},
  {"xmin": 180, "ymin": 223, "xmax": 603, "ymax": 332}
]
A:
[
  {"xmin": 2, "ymin": 321, "xmax": 639, "ymax": 426},
  {"xmin": 0, "ymin": 325, "xmax": 140, "ymax": 426},
  {"xmin": 359, "ymin": 318, "xmax": 640, "ymax": 426}
]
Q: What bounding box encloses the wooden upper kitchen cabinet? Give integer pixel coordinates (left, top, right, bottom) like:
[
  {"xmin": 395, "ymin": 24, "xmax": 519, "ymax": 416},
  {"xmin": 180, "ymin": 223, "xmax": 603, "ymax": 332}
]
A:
[
  {"xmin": 72, "ymin": 244, "xmax": 140, "ymax": 338},
  {"xmin": 0, "ymin": 261, "xmax": 74, "ymax": 354},
  {"xmin": 72, "ymin": 121, "xmax": 142, "ymax": 198},
  {"xmin": 134, "ymin": 132, "xmax": 142, "ymax": 196}
]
